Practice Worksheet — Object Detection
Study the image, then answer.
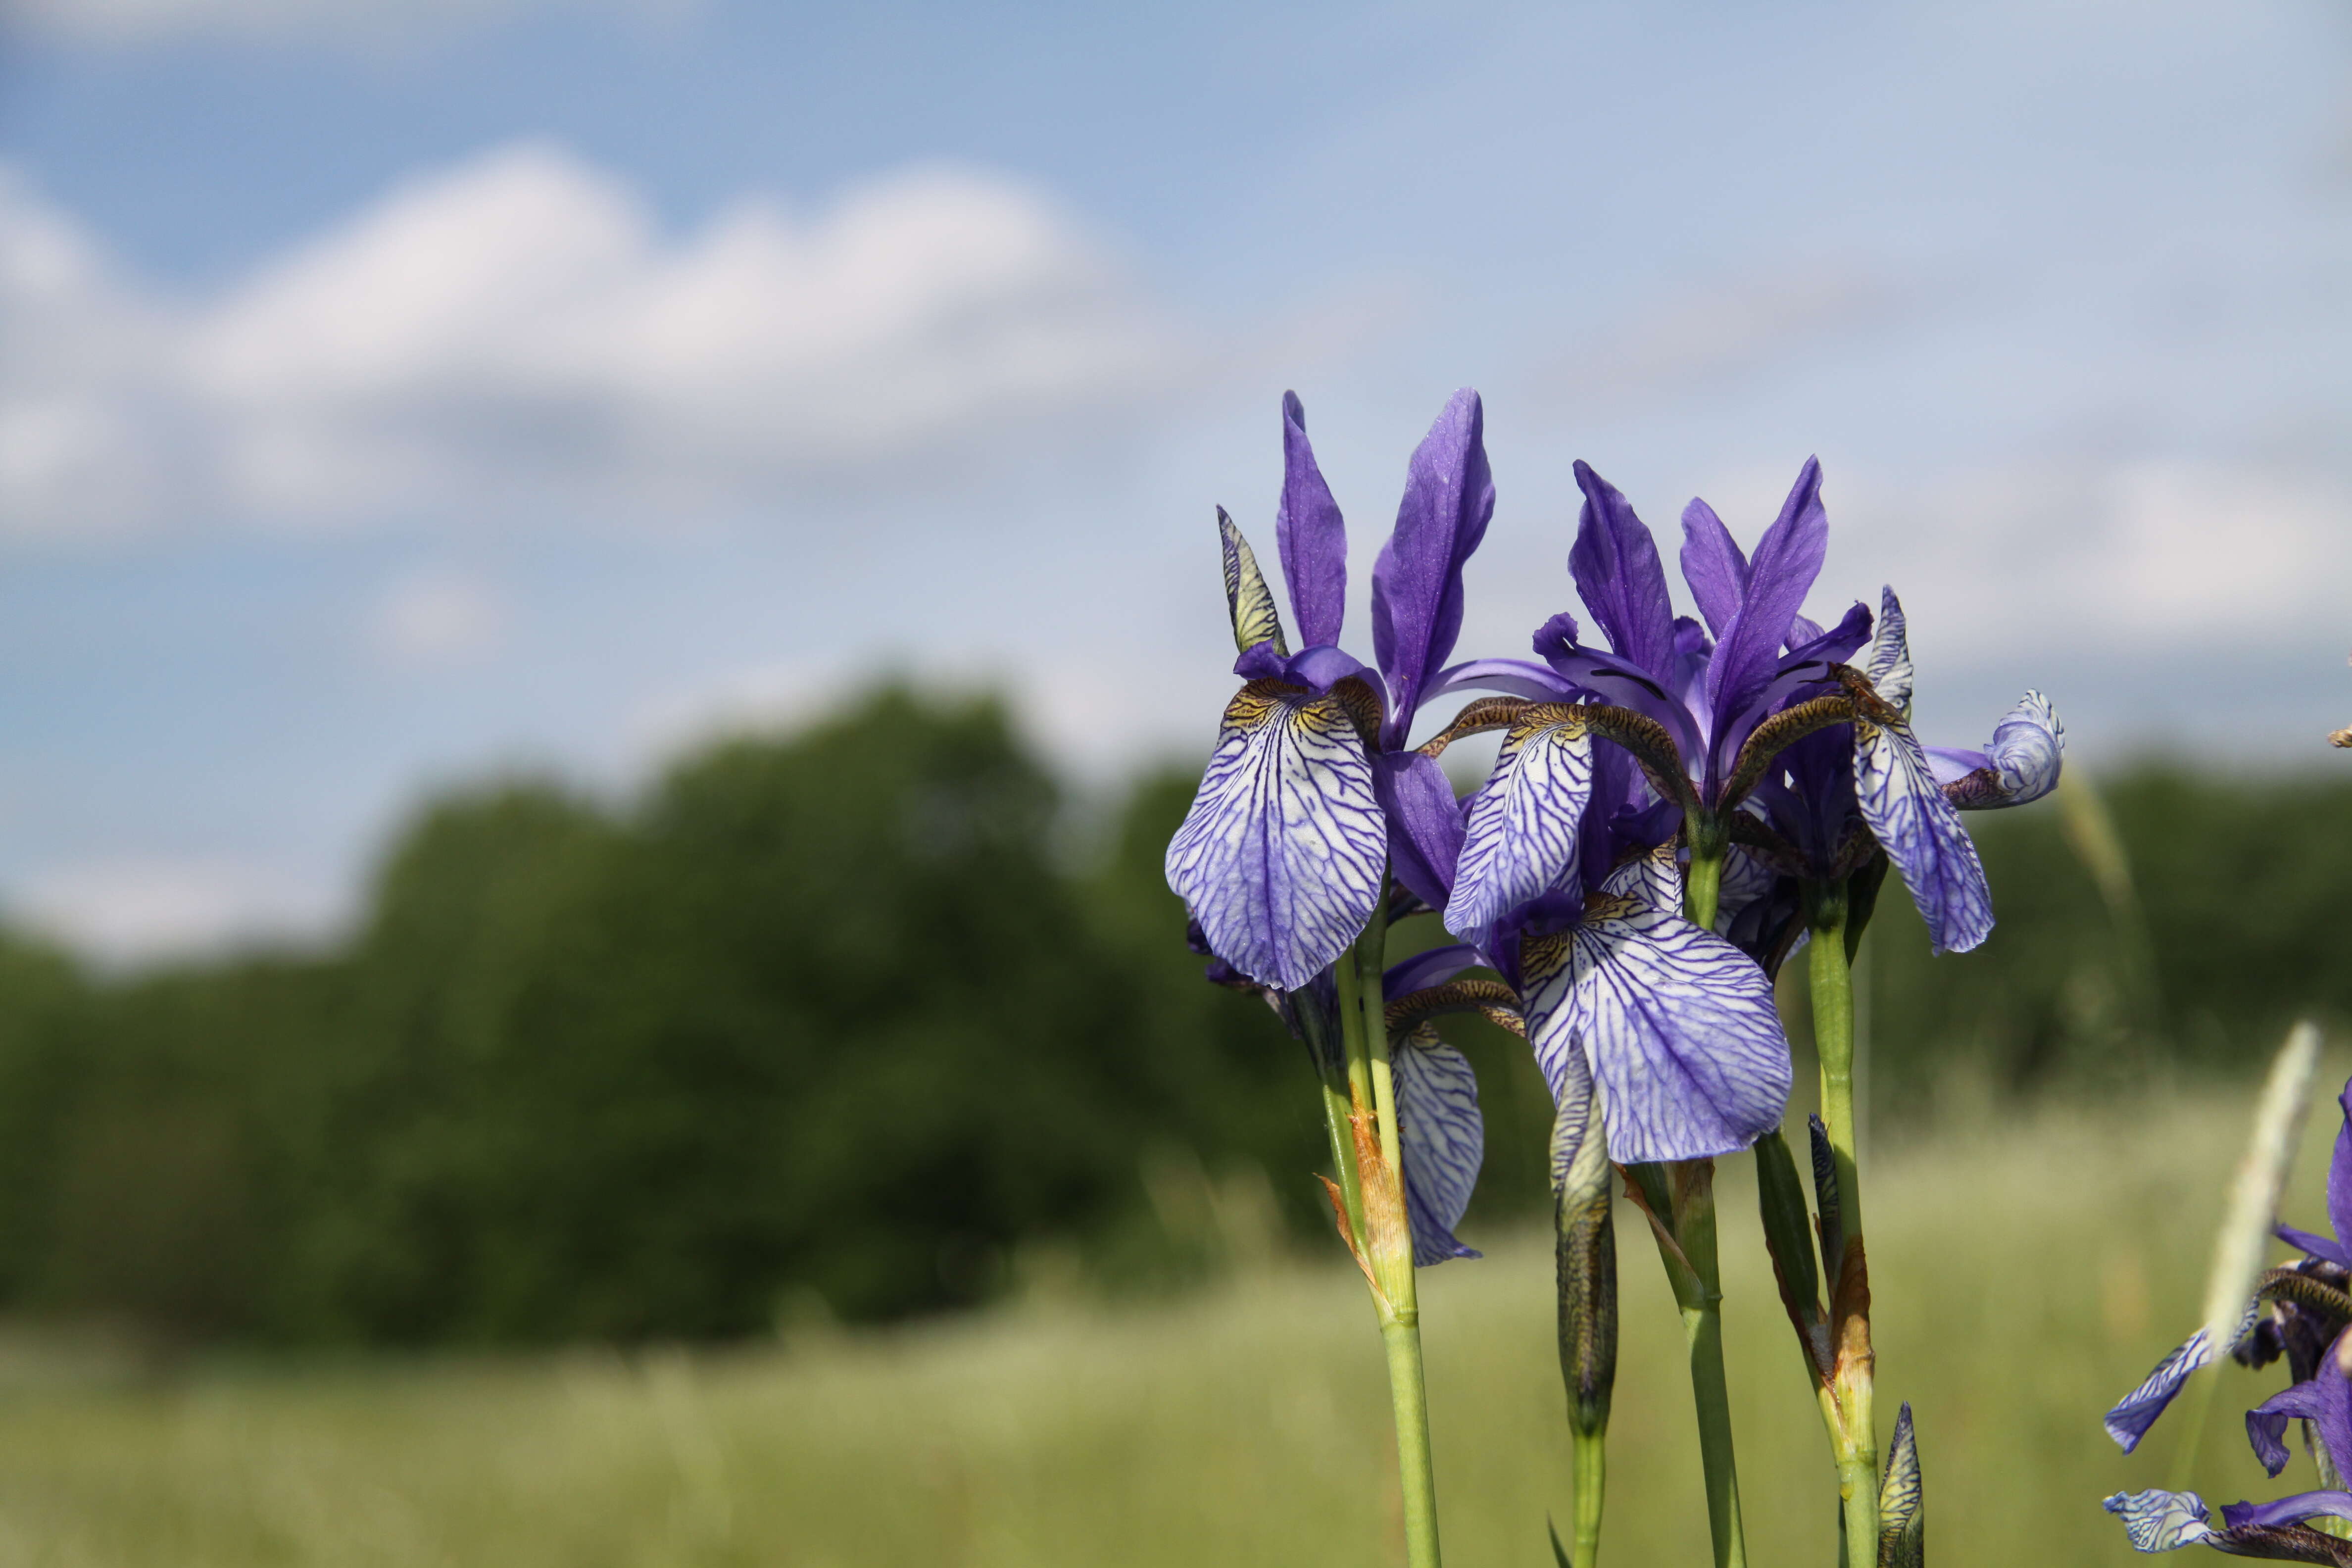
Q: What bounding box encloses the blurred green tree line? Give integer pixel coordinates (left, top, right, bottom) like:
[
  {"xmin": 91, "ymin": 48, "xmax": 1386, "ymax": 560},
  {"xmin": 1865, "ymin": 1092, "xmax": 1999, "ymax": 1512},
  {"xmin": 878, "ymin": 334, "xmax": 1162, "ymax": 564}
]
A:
[{"xmin": 0, "ymin": 686, "xmax": 2339, "ymax": 1345}]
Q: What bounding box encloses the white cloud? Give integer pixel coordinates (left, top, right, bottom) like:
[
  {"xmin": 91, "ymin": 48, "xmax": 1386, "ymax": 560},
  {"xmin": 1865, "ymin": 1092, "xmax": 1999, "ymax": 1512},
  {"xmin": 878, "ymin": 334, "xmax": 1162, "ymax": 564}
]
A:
[
  {"xmin": 9, "ymin": 855, "xmax": 341, "ymax": 966},
  {"xmin": 0, "ymin": 143, "xmax": 1178, "ymax": 534},
  {"xmin": 370, "ymin": 568, "xmax": 508, "ymax": 668},
  {"xmin": 0, "ymin": 0, "xmax": 676, "ymax": 48}
]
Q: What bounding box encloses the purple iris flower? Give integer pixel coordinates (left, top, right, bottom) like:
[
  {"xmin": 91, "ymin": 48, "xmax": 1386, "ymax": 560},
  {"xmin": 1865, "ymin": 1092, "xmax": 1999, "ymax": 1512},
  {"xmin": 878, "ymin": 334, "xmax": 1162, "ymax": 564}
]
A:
[
  {"xmin": 2105, "ymin": 1080, "xmax": 2352, "ymax": 1560},
  {"xmin": 1724, "ymin": 586, "xmax": 2065, "ymax": 961},
  {"xmin": 1164, "ymin": 390, "xmax": 1492, "ymax": 991},
  {"xmin": 1441, "ymin": 457, "xmax": 2059, "ymax": 961},
  {"xmin": 1430, "ymin": 721, "xmax": 1791, "ymax": 1166}
]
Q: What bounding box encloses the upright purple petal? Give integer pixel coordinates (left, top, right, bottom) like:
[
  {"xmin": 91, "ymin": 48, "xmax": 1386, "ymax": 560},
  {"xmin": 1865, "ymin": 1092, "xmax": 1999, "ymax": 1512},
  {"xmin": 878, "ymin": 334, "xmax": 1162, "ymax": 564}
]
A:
[
  {"xmin": 2103, "ymin": 1489, "xmax": 2214, "ymax": 1552},
  {"xmin": 1704, "ymin": 458, "xmax": 1829, "ymax": 742},
  {"xmin": 1855, "ymin": 715, "xmax": 1994, "ymax": 954},
  {"xmin": 2278, "ymin": 1224, "xmax": 2352, "ymax": 1269},
  {"xmin": 1445, "ymin": 708, "xmax": 1596, "ymax": 945},
  {"xmin": 1519, "ymin": 900, "xmax": 1791, "ymax": 1165},
  {"xmin": 1277, "ymin": 392, "xmax": 1348, "ymax": 649},
  {"xmin": 1678, "ymin": 496, "xmax": 1750, "ymax": 638},
  {"xmin": 2330, "ymin": 1080, "xmax": 2352, "ymax": 1268},
  {"xmin": 1377, "ymin": 751, "xmax": 1468, "ymax": 914},
  {"xmin": 1568, "ymin": 462, "xmax": 1678, "ymax": 684},
  {"xmin": 1709, "ymin": 600, "xmax": 1873, "ymax": 780},
  {"xmin": 1165, "ymin": 682, "xmax": 1385, "ymax": 991},
  {"xmin": 1372, "ymin": 390, "xmax": 1495, "ymax": 746},
  {"xmin": 1395, "ymin": 1024, "xmax": 1484, "ymax": 1265}
]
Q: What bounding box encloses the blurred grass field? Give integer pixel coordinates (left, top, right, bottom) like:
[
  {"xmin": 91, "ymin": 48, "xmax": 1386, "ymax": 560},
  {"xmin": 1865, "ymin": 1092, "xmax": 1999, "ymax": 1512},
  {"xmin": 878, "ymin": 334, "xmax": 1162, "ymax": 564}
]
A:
[{"xmin": 0, "ymin": 1083, "xmax": 2336, "ymax": 1567}]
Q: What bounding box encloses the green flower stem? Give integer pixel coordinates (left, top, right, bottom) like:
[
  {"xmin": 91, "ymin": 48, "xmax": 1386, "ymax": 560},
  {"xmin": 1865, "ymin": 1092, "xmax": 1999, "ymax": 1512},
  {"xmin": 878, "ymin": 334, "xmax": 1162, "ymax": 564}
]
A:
[
  {"xmin": 1299, "ymin": 1000, "xmax": 1369, "ymax": 1247},
  {"xmin": 1808, "ymin": 882, "xmax": 1878, "ymax": 1561},
  {"xmin": 1654, "ymin": 824, "xmax": 1749, "ymax": 1568},
  {"xmin": 1331, "ymin": 888, "xmax": 1443, "ymax": 1568},
  {"xmin": 1570, "ymin": 1427, "xmax": 1607, "ymax": 1568}
]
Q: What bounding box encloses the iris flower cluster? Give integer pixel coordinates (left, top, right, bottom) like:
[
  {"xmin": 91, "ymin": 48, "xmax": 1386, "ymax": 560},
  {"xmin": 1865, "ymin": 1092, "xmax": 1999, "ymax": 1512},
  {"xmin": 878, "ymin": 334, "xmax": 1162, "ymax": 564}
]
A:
[
  {"xmin": 1162, "ymin": 388, "xmax": 2063, "ymax": 1568},
  {"xmin": 2107, "ymin": 1079, "xmax": 2352, "ymax": 1562}
]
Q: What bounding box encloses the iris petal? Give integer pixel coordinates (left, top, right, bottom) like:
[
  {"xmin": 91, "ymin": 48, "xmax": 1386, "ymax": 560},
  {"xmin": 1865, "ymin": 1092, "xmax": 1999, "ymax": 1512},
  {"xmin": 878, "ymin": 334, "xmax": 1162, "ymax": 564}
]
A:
[
  {"xmin": 1165, "ymin": 680, "xmax": 1385, "ymax": 991},
  {"xmin": 1532, "ymin": 905, "xmax": 1791, "ymax": 1165},
  {"xmin": 1855, "ymin": 715, "xmax": 1994, "ymax": 954},
  {"xmin": 2248, "ymin": 1377, "xmax": 2326, "ymax": 1476},
  {"xmin": 1862, "ymin": 586, "xmax": 1914, "ymax": 713},
  {"xmin": 2219, "ymin": 1489, "xmax": 2352, "ymax": 1534},
  {"xmin": 1941, "ymin": 692, "xmax": 2065, "ymax": 810},
  {"xmin": 1445, "ymin": 708, "xmax": 1596, "ymax": 945},
  {"xmin": 1394, "ymin": 1022, "xmax": 1484, "ymax": 1266},
  {"xmin": 2107, "ymin": 1323, "xmax": 2225, "ymax": 1451},
  {"xmin": 2102, "ymin": 1489, "xmax": 2214, "ymax": 1552},
  {"xmin": 1276, "ymin": 392, "xmax": 1348, "ymax": 650},
  {"xmin": 1218, "ymin": 509, "xmax": 1289, "ymax": 658}
]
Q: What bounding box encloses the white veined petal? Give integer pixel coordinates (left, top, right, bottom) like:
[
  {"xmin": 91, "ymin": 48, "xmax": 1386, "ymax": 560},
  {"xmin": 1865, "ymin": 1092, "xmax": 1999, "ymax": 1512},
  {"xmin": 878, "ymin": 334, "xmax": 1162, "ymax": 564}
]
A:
[
  {"xmin": 2102, "ymin": 1490, "xmax": 2215, "ymax": 1552},
  {"xmin": 1517, "ymin": 932, "xmax": 1582, "ymax": 1106},
  {"xmin": 1863, "ymin": 586, "xmax": 1913, "ymax": 714},
  {"xmin": 1712, "ymin": 842, "xmax": 1777, "ymax": 936},
  {"xmin": 1444, "ymin": 709, "xmax": 1594, "ymax": 941},
  {"xmin": 1566, "ymin": 907, "xmax": 1792, "ymax": 1165},
  {"xmin": 1951, "ymin": 690, "xmax": 2064, "ymax": 809},
  {"xmin": 2100, "ymin": 1304, "xmax": 2256, "ymax": 1453},
  {"xmin": 1165, "ymin": 681, "xmax": 1383, "ymax": 991},
  {"xmin": 1218, "ymin": 511, "xmax": 1288, "ymax": 657},
  {"xmin": 1395, "ymin": 1023, "xmax": 1484, "ymax": 1266},
  {"xmin": 1855, "ymin": 716, "xmax": 1993, "ymax": 954},
  {"xmin": 1600, "ymin": 842, "xmax": 1684, "ymax": 920}
]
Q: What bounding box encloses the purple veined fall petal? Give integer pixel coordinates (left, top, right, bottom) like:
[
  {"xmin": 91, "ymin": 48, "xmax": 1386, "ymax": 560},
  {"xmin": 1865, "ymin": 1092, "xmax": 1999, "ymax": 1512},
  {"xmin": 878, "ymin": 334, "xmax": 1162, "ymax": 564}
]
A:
[
  {"xmin": 1599, "ymin": 842, "xmax": 1684, "ymax": 921},
  {"xmin": 2102, "ymin": 1490, "xmax": 2215, "ymax": 1552},
  {"xmin": 1445, "ymin": 707, "xmax": 1597, "ymax": 946},
  {"xmin": 1218, "ymin": 509, "xmax": 1288, "ymax": 657},
  {"xmin": 1393, "ymin": 1021, "xmax": 1485, "ymax": 1265},
  {"xmin": 1376, "ymin": 750, "xmax": 1468, "ymax": 914},
  {"xmin": 1854, "ymin": 712, "xmax": 1993, "ymax": 954},
  {"xmin": 2218, "ymin": 1491, "xmax": 2352, "ymax": 1535},
  {"xmin": 1276, "ymin": 392, "xmax": 1348, "ymax": 651},
  {"xmin": 1678, "ymin": 495, "xmax": 1750, "ymax": 639},
  {"xmin": 1938, "ymin": 692, "xmax": 2065, "ymax": 810},
  {"xmin": 1703, "ymin": 457, "xmax": 1830, "ymax": 745},
  {"xmin": 1371, "ymin": 389, "xmax": 1495, "ymax": 747},
  {"xmin": 1862, "ymin": 586, "xmax": 1913, "ymax": 713},
  {"xmin": 1520, "ymin": 900, "xmax": 1791, "ymax": 1166},
  {"xmin": 1568, "ymin": 461, "xmax": 1680, "ymax": 685},
  {"xmin": 1165, "ymin": 681, "xmax": 1386, "ymax": 992},
  {"xmin": 1713, "ymin": 842, "xmax": 1780, "ymax": 937},
  {"xmin": 2104, "ymin": 1300, "xmax": 2261, "ymax": 1452}
]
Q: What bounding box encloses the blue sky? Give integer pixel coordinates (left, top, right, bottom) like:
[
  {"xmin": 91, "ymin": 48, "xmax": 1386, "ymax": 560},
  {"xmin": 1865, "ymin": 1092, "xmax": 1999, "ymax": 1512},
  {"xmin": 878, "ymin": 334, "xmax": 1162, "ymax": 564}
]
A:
[{"xmin": 1, "ymin": 0, "xmax": 2348, "ymax": 960}]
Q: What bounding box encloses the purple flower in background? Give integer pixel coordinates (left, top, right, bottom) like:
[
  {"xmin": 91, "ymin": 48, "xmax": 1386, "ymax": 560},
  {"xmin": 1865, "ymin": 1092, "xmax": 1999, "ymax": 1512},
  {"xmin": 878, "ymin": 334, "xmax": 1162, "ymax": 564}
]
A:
[
  {"xmin": 2105, "ymin": 1079, "xmax": 2352, "ymax": 1560},
  {"xmin": 1164, "ymin": 391, "xmax": 1492, "ymax": 991}
]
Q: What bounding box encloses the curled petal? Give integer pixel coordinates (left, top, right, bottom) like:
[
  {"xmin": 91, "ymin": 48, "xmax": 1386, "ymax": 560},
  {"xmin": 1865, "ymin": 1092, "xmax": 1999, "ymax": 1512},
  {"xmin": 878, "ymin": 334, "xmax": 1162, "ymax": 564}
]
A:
[
  {"xmin": 1384, "ymin": 943, "xmax": 1487, "ymax": 999},
  {"xmin": 1855, "ymin": 715, "xmax": 1993, "ymax": 954},
  {"xmin": 2103, "ymin": 1490, "xmax": 2214, "ymax": 1552},
  {"xmin": 1600, "ymin": 843, "xmax": 1684, "ymax": 921},
  {"xmin": 2107, "ymin": 1322, "xmax": 2226, "ymax": 1452},
  {"xmin": 1446, "ymin": 708, "xmax": 1595, "ymax": 944},
  {"xmin": 1165, "ymin": 681, "xmax": 1385, "ymax": 991},
  {"xmin": 1939, "ymin": 692, "xmax": 2064, "ymax": 810},
  {"xmin": 1276, "ymin": 392, "xmax": 1347, "ymax": 650},
  {"xmin": 2249, "ymin": 1376, "xmax": 2329, "ymax": 1476},
  {"xmin": 1862, "ymin": 586, "xmax": 1913, "ymax": 713},
  {"xmin": 1520, "ymin": 907, "xmax": 1791, "ymax": 1165},
  {"xmin": 1395, "ymin": 1023, "xmax": 1484, "ymax": 1265}
]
